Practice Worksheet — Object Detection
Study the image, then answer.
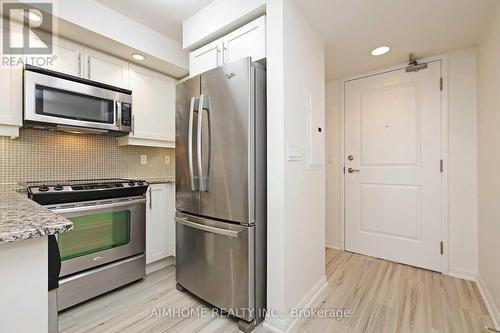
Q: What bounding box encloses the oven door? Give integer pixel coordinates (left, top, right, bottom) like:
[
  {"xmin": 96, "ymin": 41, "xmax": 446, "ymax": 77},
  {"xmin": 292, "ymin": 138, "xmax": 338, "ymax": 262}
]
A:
[
  {"xmin": 49, "ymin": 197, "xmax": 146, "ymax": 277},
  {"xmin": 24, "ymin": 70, "xmax": 129, "ymax": 132}
]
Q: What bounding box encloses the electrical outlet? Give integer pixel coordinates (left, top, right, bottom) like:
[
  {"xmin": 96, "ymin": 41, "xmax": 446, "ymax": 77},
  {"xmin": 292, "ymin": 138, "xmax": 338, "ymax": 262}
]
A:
[
  {"xmin": 140, "ymin": 155, "xmax": 147, "ymax": 165},
  {"xmin": 164, "ymin": 155, "xmax": 170, "ymax": 165}
]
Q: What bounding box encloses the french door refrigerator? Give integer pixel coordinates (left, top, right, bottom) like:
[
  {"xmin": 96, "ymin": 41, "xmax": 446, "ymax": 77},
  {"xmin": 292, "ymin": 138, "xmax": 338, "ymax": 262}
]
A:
[{"xmin": 175, "ymin": 57, "xmax": 266, "ymax": 332}]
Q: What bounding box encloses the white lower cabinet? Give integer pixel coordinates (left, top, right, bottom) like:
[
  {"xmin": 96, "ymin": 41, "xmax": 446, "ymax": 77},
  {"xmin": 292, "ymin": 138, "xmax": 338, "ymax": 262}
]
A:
[{"xmin": 146, "ymin": 183, "xmax": 176, "ymax": 264}]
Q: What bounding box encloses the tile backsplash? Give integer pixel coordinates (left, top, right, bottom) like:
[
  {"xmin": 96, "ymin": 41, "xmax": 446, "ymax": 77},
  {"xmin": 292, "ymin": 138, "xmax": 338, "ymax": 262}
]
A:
[{"xmin": 0, "ymin": 129, "xmax": 175, "ymax": 184}]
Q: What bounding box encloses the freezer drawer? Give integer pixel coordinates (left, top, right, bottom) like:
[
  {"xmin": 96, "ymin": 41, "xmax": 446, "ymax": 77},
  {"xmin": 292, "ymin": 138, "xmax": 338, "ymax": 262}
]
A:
[{"xmin": 175, "ymin": 212, "xmax": 255, "ymax": 321}]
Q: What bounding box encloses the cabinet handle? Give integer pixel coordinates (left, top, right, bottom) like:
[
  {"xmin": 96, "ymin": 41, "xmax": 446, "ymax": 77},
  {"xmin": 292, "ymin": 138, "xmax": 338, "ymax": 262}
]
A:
[
  {"xmin": 217, "ymin": 47, "xmax": 222, "ymax": 66},
  {"xmin": 87, "ymin": 56, "xmax": 91, "ymax": 79},
  {"xmin": 149, "ymin": 188, "xmax": 152, "ymax": 209},
  {"xmin": 223, "ymin": 45, "xmax": 228, "ymax": 64},
  {"xmin": 77, "ymin": 53, "xmax": 82, "ymax": 76}
]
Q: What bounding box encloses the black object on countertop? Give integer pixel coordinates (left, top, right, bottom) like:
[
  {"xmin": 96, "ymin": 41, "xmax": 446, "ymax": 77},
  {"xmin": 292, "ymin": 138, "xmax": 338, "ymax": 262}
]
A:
[{"xmin": 48, "ymin": 235, "xmax": 60, "ymax": 291}]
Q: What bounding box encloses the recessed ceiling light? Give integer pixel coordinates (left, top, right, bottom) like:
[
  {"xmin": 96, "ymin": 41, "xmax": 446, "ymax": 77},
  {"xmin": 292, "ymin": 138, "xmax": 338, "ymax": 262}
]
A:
[
  {"xmin": 132, "ymin": 53, "xmax": 145, "ymax": 61},
  {"xmin": 371, "ymin": 46, "xmax": 390, "ymax": 56},
  {"xmin": 27, "ymin": 11, "xmax": 42, "ymax": 22}
]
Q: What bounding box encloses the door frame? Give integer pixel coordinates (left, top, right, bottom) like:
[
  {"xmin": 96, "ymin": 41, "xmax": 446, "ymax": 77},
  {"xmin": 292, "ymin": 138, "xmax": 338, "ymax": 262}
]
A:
[{"xmin": 338, "ymin": 54, "xmax": 449, "ymax": 274}]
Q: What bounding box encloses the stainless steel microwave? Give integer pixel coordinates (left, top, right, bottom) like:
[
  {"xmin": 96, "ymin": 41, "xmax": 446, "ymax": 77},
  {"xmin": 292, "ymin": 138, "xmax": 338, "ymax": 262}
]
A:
[{"xmin": 24, "ymin": 65, "xmax": 132, "ymax": 135}]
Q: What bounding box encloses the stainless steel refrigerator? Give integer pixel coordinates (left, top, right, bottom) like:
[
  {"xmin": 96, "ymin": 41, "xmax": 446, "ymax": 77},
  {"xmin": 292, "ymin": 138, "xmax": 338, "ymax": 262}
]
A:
[{"xmin": 175, "ymin": 57, "xmax": 266, "ymax": 332}]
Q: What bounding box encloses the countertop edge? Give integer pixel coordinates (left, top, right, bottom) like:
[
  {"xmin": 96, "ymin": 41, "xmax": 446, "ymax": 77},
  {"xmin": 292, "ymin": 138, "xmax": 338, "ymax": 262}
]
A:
[{"xmin": 0, "ymin": 185, "xmax": 74, "ymax": 245}]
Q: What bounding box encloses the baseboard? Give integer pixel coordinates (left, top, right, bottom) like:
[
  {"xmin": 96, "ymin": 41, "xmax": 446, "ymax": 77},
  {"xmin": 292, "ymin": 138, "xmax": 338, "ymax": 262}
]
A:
[
  {"xmin": 263, "ymin": 275, "xmax": 328, "ymax": 333},
  {"xmin": 325, "ymin": 244, "xmax": 340, "ymax": 250},
  {"xmin": 448, "ymin": 269, "xmax": 477, "ymax": 282},
  {"xmin": 476, "ymin": 274, "xmax": 500, "ymax": 330},
  {"xmin": 146, "ymin": 256, "xmax": 175, "ymax": 275}
]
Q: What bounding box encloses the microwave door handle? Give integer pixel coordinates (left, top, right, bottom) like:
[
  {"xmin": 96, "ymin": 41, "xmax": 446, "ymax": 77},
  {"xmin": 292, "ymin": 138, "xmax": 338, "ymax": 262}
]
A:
[
  {"xmin": 115, "ymin": 101, "xmax": 121, "ymax": 128},
  {"xmin": 188, "ymin": 97, "xmax": 197, "ymax": 191}
]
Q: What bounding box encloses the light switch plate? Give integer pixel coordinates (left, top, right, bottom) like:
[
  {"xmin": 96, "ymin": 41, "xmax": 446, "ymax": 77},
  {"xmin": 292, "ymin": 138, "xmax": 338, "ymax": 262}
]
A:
[
  {"xmin": 164, "ymin": 155, "xmax": 170, "ymax": 164},
  {"xmin": 140, "ymin": 155, "xmax": 147, "ymax": 165},
  {"xmin": 287, "ymin": 143, "xmax": 304, "ymax": 161}
]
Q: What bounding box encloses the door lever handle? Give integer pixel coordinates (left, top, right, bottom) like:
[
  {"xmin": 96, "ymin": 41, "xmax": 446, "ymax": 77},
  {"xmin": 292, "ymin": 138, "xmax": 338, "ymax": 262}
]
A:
[{"xmin": 348, "ymin": 167, "xmax": 360, "ymax": 173}]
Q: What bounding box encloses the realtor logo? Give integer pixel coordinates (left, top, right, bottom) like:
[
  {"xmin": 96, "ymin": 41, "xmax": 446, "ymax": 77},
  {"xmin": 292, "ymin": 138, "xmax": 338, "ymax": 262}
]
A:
[{"xmin": 2, "ymin": 2, "xmax": 53, "ymax": 55}]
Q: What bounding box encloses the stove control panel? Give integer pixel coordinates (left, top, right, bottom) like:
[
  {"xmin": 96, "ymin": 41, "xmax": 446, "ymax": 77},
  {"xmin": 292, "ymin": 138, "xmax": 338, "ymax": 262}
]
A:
[{"xmin": 27, "ymin": 180, "xmax": 148, "ymax": 194}]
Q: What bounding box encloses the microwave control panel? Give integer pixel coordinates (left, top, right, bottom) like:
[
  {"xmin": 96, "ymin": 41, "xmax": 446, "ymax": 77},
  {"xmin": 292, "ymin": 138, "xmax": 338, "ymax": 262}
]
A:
[{"xmin": 121, "ymin": 103, "xmax": 132, "ymax": 127}]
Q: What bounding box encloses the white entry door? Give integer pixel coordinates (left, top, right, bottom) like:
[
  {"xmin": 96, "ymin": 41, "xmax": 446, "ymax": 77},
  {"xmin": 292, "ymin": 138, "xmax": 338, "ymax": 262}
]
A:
[{"xmin": 344, "ymin": 61, "xmax": 443, "ymax": 272}]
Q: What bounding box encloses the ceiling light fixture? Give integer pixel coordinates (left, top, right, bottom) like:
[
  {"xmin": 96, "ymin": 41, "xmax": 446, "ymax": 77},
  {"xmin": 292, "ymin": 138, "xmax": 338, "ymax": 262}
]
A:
[
  {"xmin": 132, "ymin": 53, "xmax": 145, "ymax": 61},
  {"xmin": 371, "ymin": 46, "xmax": 390, "ymax": 56},
  {"xmin": 28, "ymin": 11, "xmax": 42, "ymax": 22}
]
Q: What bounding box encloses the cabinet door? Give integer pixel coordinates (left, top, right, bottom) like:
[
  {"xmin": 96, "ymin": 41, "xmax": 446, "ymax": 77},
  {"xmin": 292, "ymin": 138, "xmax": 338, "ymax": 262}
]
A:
[
  {"xmin": 128, "ymin": 64, "xmax": 176, "ymax": 142},
  {"xmin": 223, "ymin": 15, "xmax": 266, "ymax": 64},
  {"xmin": 84, "ymin": 48, "xmax": 129, "ymax": 88},
  {"xmin": 166, "ymin": 183, "xmax": 176, "ymax": 256},
  {"xmin": 146, "ymin": 184, "xmax": 170, "ymax": 264},
  {"xmin": 0, "ymin": 27, "xmax": 22, "ymax": 137},
  {"xmin": 189, "ymin": 39, "xmax": 222, "ymax": 76},
  {"xmin": 29, "ymin": 35, "xmax": 83, "ymax": 76}
]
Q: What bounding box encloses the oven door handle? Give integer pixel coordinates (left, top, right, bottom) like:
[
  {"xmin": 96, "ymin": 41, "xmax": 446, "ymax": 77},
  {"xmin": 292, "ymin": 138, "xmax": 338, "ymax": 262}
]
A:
[{"xmin": 50, "ymin": 198, "xmax": 146, "ymax": 214}]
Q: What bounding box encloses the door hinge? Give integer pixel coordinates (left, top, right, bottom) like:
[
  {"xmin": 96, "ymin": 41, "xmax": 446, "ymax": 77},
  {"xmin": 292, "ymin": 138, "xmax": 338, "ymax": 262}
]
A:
[
  {"xmin": 440, "ymin": 77, "xmax": 443, "ymax": 91},
  {"xmin": 440, "ymin": 159, "xmax": 444, "ymax": 173},
  {"xmin": 343, "ymin": 166, "xmax": 345, "ymax": 174},
  {"xmin": 440, "ymin": 241, "xmax": 444, "ymax": 255}
]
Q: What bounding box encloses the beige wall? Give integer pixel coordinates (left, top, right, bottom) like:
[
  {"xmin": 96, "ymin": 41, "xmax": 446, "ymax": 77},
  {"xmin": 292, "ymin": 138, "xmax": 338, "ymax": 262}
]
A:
[
  {"xmin": 0, "ymin": 129, "xmax": 175, "ymax": 183},
  {"xmin": 325, "ymin": 80, "xmax": 341, "ymax": 249},
  {"xmin": 478, "ymin": 2, "xmax": 500, "ymax": 326}
]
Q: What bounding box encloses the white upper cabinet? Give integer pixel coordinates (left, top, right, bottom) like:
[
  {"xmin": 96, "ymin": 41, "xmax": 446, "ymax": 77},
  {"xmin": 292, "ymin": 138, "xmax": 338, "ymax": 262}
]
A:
[
  {"xmin": 117, "ymin": 64, "xmax": 176, "ymax": 148},
  {"xmin": 189, "ymin": 39, "xmax": 222, "ymax": 77},
  {"xmin": 84, "ymin": 48, "xmax": 129, "ymax": 88},
  {"xmin": 30, "ymin": 35, "xmax": 84, "ymax": 77},
  {"xmin": 223, "ymin": 15, "xmax": 266, "ymax": 64},
  {"xmin": 0, "ymin": 27, "xmax": 23, "ymax": 137},
  {"xmin": 189, "ymin": 15, "xmax": 266, "ymax": 76}
]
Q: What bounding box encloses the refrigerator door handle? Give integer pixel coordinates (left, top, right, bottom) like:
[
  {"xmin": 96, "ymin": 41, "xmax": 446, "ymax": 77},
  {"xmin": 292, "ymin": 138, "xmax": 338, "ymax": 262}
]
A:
[
  {"xmin": 175, "ymin": 217, "xmax": 240, "ymax": 238},
  {"xmin": 197, "ymin": 94, "xmax": 211, "ymax": 192},
  {"xmin": 188, "ymin": 96, "xmax": 198, "ymax": 191}
]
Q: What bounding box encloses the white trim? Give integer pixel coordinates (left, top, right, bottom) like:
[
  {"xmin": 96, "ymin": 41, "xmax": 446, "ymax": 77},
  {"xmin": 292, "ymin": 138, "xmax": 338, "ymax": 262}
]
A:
[
  {"xmin": 145, "ymin": 256, "xmax": 175, "ymax": 275},
  {"xmin": 339, "ymin": 80, "xmax": 345, "ymax": 251},
  {"xmin": 0, "ymin": 124, "xmax": 19, "ymax": 138},
  {"xmin": 117, "ymin": 136, "xmax": 175, "ymax": 148},
  {"xmin": 325, "ymin": 244, "xmax": 340, "ymax": 250},
  {"xmin": 440, "ymin": 54, "xmax": 450, "ymax": 275},
  {"xmin": 448, "ymin": 269, "xmax": 477, "ymax": 282},
  {"xmin": 263, "ymin": 275, "xmax": 328, "ymax": 333},
  {"xmin": 339, "ymin": 54, "xmax": 450, "ymax": 273},
  {"xmin": 476, "ymin": 274, "xmax": 500, "ymax": 330}
]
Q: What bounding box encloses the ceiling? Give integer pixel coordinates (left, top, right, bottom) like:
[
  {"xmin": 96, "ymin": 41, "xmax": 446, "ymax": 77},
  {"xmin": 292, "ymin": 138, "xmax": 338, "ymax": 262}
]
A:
[
  {"xmin": 292, "ymin": 0, "xmax": 497, "ymax": 80},
  {"xmin": 94, "ymin": 0, "xmax": 214, "ymax": 43}
]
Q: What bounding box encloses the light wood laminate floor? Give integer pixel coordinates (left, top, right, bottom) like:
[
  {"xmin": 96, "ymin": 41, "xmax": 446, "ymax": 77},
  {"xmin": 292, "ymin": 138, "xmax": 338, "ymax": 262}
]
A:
[{"xmin": 59, "ymin": 249, "xmax": 493, "ymax": 333}]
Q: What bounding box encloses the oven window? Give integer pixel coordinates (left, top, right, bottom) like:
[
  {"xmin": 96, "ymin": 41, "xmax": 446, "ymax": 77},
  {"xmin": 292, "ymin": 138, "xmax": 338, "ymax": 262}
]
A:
[
  {"xmin": 58, "ymin": 211, "xmax": 131, "ymax": 261},
  {"xmin": 35, "ymin": 85, "xmax": 114, "ymax": 124}
]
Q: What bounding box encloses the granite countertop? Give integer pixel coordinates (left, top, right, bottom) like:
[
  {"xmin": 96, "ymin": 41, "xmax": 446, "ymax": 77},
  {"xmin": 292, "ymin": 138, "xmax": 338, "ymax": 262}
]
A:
[
  {"xmin": 141, "ymin": 177, "xmax": 175, "ymax": 185},
  {"xmin": 0, "ymin": 184, "xmax": 73, "ymax": 245}
]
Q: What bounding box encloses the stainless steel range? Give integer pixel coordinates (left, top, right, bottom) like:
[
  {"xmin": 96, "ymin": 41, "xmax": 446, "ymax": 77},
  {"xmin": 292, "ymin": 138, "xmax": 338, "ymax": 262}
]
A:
[{"xmin": 25, "ymin": 179, "xmax": 148, "ymax": 310}]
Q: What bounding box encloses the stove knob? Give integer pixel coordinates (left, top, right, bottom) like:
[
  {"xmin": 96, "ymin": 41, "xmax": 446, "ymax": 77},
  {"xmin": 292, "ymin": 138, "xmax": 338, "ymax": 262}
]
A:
[
  {"xmin": 38, "ymin": 185, "xmax": 49, "ymax": 192},
  {"xmin": 128, "ymin": 181, "xmax": 136, "ymax": 186},
  {"xmin": 137, "ymin": 181, "xmax": 144, "ymax": 186},
  {"xmin": 53, "ymin": 185, "xmax": 64, "ymax": 191}
]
